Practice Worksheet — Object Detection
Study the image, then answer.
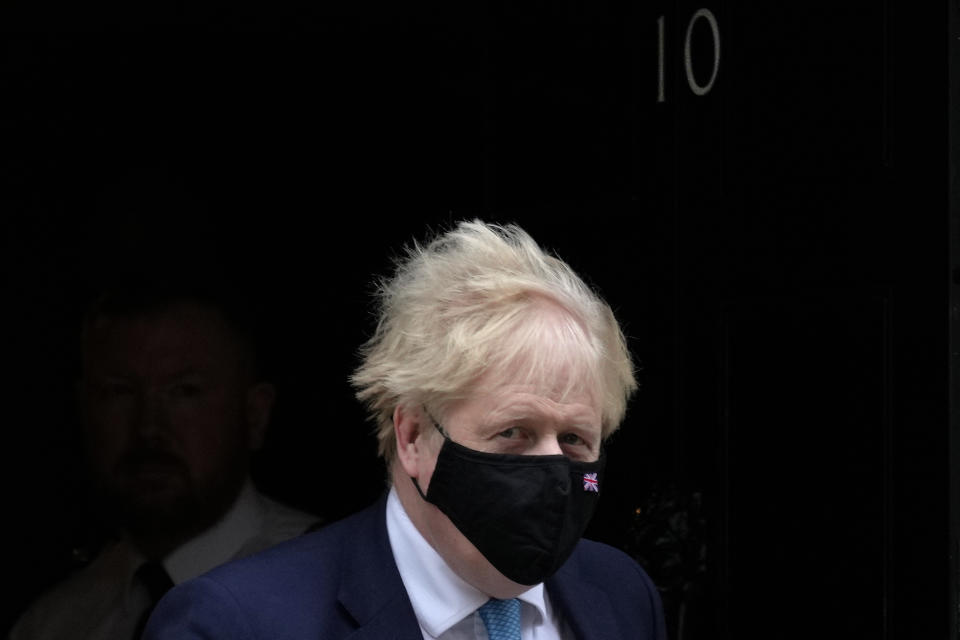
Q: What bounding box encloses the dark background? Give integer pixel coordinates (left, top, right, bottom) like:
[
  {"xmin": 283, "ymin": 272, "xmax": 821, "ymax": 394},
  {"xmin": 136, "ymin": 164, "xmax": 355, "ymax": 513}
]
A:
[{"xmin": 2, "ymin": 1, "xmax": 954, "ymax": 638}]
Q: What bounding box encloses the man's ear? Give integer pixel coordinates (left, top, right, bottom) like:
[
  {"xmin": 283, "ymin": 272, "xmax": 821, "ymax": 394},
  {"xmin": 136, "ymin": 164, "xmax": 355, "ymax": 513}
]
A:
[
  {"xmin": 75, "ymin": 378, "xmax": 85, "ymax": 421},
  {"xmin": 393, "ymin": 404, "xmax": 426, "ymax": 479},
  {"xmin": 245, "ymin": 382, "xmax": 276, "ymax": 451}
]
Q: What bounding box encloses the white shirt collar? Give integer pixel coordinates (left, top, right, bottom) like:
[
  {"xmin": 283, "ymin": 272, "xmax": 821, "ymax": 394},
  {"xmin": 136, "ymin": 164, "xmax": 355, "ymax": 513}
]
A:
[
  {"xmin": 164, "ymin": 477, "xmax": 264, "ymax": 584},
  {"xmin": 385, "ymin": 486, "xmax": 549, "ymax": 638}
]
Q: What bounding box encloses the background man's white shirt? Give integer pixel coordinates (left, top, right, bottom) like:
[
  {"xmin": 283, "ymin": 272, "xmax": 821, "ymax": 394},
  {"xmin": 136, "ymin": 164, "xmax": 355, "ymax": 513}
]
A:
[{"xmin": 9, "ymin": 479, "xmax": 319, "ymax": 640}]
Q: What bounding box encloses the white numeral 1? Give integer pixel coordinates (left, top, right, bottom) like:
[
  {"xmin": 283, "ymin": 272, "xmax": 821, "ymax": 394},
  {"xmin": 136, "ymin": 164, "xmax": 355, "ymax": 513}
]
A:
[{"xmin": 657, "ymin": 15, "xmax": 666, "ymax": 103}]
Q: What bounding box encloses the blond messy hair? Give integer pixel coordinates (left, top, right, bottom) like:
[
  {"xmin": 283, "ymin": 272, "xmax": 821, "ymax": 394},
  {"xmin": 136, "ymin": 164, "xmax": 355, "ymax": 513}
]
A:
[{"xmin": 351, "ymin": 220, "xmax": 637, "ymax": 462}]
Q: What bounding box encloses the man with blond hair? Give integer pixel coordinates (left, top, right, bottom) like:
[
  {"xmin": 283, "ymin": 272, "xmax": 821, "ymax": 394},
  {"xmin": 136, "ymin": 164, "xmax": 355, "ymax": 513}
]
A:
[{"xmin": 145, "ymin": 220, "xmax": 666, "ymax": 640}]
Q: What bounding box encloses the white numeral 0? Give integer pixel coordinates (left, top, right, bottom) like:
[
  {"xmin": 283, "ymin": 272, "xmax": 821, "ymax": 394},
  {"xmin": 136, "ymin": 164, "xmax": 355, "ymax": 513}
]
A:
[{"xmin": 658, "ymin": 8, "xmax": 721, "ymax": 102}]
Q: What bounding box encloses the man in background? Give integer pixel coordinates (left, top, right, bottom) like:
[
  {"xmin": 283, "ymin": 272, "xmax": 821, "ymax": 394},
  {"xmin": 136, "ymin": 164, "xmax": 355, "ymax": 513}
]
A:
[{"xmin": 9, "ymin": 276, "xmax": 320, "ymax": 640}]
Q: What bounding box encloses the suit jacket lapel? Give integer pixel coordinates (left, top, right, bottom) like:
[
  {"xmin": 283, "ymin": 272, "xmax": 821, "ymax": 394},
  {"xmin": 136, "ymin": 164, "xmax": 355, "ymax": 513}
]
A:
[
  {"xmin": 337, "ymin": 494, "xmax": 423, "ymax": 640},
  {"xmin": 341, "ymin": 599, "xmax": 424, "ymax": 640},
  {"xmin": 547, "ymin": 563, "xmax": 622, "ymax": 640},
  {"xmin": 333, "ymin": 496, "xmax": 628, "ymax": 640}
]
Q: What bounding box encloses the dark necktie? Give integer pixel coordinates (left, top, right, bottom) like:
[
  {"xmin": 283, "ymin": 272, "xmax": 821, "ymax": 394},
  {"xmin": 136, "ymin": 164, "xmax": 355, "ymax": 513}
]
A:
[
  {"xmin": 477, "ymin": 598, "xmax": 522, "ymax": 640},
  {"xmin": 131, "ymin": 561, "xmax": 174, "ymax": 640}
]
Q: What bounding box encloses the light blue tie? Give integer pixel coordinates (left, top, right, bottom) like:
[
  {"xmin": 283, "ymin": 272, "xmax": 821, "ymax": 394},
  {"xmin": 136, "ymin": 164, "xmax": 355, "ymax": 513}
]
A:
[{"xmin": 477, "ymin": 598, "xmax": 522, "ymax": 640}]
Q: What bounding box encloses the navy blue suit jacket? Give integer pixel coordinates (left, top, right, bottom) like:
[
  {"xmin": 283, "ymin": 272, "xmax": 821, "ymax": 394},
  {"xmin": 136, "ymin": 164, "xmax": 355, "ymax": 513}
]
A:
[{"xmin": 144, "ymin": 494, "xmax": 666, "ymax": 639}]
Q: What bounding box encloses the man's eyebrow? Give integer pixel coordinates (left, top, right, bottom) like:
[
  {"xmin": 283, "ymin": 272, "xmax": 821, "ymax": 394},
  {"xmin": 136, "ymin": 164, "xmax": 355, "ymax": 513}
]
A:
[
  {"xmin": 483, "ymin": 403, "xmax": 598, "ymax": 425},
  {"xmin": 159, "ymin": 367, "xmax": 209, "ymax": 382},
  {"xmin": 481, "ymin": 404, "xmax": 530, "ymax": 422},
  {"xmin": 170, "ymin": 367, "xmax": 205, "ymax": 377},
  {"xmin": 91, "ymin": 374, "xmax": 135, "ymax": 385}
]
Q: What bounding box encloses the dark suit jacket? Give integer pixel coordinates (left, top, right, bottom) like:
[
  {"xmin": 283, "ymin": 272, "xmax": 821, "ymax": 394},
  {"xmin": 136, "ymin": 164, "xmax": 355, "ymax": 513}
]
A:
[{"xmin": 144, "ymin": 494, "xmax": 666, "ymax": 639}]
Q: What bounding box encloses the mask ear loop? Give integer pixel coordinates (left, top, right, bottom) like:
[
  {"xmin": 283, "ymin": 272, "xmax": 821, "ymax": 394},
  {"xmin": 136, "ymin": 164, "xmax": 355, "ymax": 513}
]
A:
[
  {"xmin": 422, "ymin": 407, "xmax": 449, "ymax": 438},
  {"xmin": 411, "ymin": 407, "xmax": 449, "ymax": 500},
  {"xmin": 412, "ymin": 476, "xmax": 429, "ymax": 500}
]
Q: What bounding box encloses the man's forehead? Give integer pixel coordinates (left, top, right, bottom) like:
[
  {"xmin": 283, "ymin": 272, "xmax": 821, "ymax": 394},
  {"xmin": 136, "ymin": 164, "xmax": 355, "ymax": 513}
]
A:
[
  {"xmin": 474, "ymin": 356, "xmax": 602, "ymax": 405},
  {"xmin": 452, "ymin": 374, "xmax": 602, "ymax": 425},
  {"xmin": 478, "ymin": 394, "xmax": 600, "ymax": 426},
  {"xmin": 83, "ymin": 303, "xmax": 242, "ymax": 372}
]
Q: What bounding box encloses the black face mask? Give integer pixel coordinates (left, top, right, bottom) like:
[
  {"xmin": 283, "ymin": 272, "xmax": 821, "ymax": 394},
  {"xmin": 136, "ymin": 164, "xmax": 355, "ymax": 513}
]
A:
[{"xmin": 413, "ymin": 424, "xmax": 605, "ymax": 586}]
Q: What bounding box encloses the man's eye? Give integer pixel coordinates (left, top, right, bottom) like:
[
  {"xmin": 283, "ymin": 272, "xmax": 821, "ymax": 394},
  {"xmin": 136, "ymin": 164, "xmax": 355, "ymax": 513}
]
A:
[
  {"xmin": 559, "ymin": 432, "xmax": 586, "ymax": 446},
  {"xmin": 171, "ymin": 384, "xmax": 202, "ymax": 398},
  {"xmin": 497, "ymin": 427, "xmax": 521, "ymax": 439},
  {"xmin": 101, "ymin": 383, "xmax": 133, "ymax": 397}
]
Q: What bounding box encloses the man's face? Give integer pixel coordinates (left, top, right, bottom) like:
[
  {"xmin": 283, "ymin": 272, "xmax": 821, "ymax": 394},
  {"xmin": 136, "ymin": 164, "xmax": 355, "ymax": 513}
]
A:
[
  {"xmin": 394, "ymin": 367, "xmax": 602, "ymax": 597},
  {"xmin": 81, "ymin": 302, "xmax": 266, "ymax": 538}
]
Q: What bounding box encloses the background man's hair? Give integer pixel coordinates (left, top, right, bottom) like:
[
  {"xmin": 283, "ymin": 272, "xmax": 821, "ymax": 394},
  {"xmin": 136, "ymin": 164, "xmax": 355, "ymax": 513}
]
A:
[{"xmin": 80, "ymin": 266, "xmax": 265, "ymax": 381}]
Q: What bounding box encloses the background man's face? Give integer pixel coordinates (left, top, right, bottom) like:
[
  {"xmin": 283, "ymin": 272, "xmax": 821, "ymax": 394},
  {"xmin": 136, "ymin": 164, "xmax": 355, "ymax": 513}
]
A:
[{"xmin": 81, "ymin": 302, "xmax": 259, "ymax": 537}]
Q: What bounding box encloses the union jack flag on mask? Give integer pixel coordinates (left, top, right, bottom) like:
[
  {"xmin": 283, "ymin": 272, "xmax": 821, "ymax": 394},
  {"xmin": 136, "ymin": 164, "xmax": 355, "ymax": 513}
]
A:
[{"xmin": 582, "ymin": 473, "xmax": 599, "ymax": 492}]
